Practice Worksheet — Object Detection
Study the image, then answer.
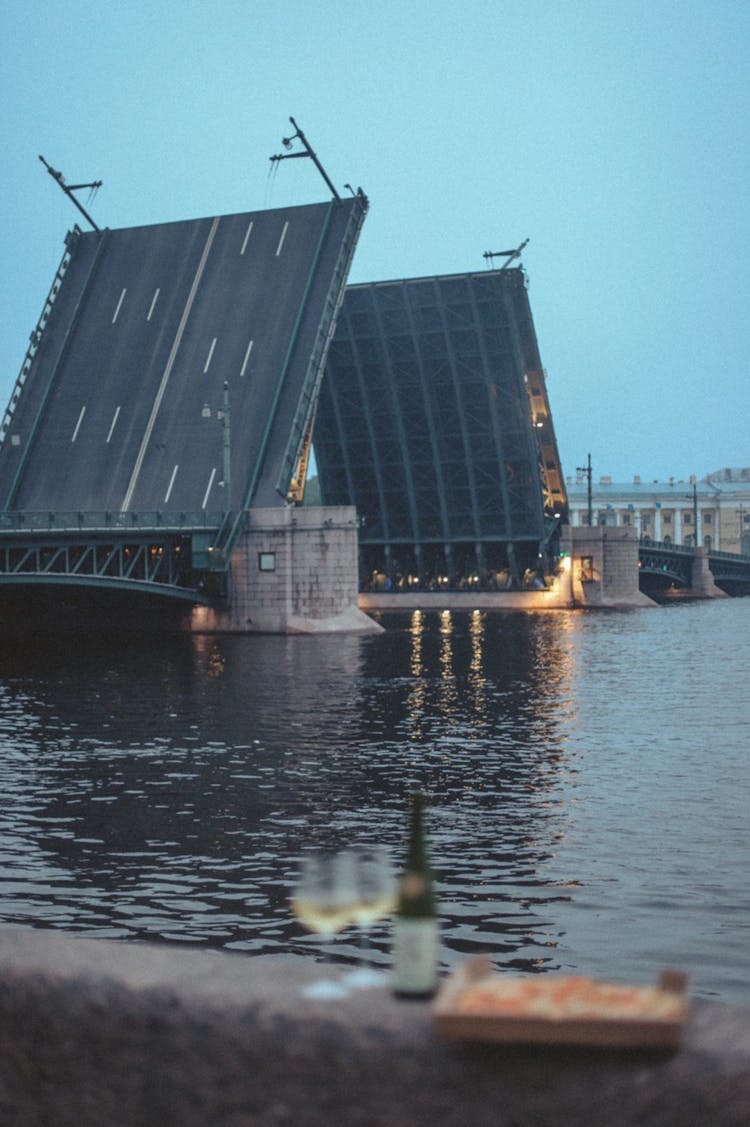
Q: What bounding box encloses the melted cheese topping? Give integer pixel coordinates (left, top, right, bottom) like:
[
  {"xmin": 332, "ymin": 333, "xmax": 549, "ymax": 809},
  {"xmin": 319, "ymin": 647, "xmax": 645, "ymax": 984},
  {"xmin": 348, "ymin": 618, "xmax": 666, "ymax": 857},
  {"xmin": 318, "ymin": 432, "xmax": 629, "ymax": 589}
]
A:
[{"xmin": 454, "ymin": 976, "xmax": 684, "ymax": 1022}]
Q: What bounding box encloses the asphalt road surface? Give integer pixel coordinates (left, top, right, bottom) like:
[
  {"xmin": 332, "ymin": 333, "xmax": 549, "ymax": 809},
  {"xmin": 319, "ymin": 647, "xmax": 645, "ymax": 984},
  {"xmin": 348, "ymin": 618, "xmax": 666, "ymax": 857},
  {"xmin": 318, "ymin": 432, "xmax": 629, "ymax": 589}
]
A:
[{"xmin": 1, "ymin": 195, "xmax": 365, "ymax": 515}]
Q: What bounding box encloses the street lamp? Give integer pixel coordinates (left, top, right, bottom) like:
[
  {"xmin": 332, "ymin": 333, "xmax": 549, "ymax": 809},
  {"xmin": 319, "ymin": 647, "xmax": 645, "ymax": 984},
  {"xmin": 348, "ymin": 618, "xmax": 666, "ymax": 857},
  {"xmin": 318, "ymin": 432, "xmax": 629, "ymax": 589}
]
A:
[
  {"xmin": 576, "ymin": 453, "xmax": 593, "ymax": 526},
  {"xmin": 689, "ymin": 476, "xmax": 699, "ymax": 548},
  {"xmin": 202, "ymin": 382, "xmax": 231, "ymax": 499}
]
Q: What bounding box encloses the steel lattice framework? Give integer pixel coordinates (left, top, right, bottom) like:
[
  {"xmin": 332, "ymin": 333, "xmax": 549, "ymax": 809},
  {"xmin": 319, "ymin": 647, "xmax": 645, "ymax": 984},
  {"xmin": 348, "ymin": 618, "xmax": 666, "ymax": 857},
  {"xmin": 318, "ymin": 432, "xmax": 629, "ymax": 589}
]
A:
[{"xmin": 314, "ymin": 268, "xmax": 567, "ymax": 586}]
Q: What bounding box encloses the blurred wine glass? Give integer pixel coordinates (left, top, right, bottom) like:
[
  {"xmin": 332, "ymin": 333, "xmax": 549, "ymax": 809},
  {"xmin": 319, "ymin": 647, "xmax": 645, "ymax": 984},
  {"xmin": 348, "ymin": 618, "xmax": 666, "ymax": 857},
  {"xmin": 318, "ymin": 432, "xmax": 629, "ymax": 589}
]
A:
[
  {"xmin": 291, "ymin": 851, "xmax": 357, "ymax": 997},
  {"xmin": 346, "ymin": 846, "xmax": 396, "ymax": 987},
  {"xmin": 292, "ymin": 851, "xmax": 357, "ymax": 942}
]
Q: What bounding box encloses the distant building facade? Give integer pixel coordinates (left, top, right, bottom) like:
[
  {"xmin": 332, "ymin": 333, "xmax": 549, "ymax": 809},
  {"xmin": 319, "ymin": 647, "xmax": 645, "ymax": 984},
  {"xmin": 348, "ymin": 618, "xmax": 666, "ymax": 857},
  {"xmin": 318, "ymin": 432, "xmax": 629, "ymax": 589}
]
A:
[{"xmin": 565, "ymin": 467, "xmax": 750, "ymax": 554}]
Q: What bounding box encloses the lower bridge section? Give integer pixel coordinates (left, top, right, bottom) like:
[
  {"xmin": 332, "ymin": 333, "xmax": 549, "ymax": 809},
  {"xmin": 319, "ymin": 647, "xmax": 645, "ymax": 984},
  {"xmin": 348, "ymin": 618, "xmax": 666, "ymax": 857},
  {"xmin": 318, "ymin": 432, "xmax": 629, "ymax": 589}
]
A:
[
  {"xmin": 0, "ymin": 511, "xmax": 226, "ymax": 631},
  {"xmin": 0, "ymin": 506, "xmax": 379, "ymax": 634},
  {"xmin": 638, "ymin": 539, "xmax": 750, "ymax": 598}
]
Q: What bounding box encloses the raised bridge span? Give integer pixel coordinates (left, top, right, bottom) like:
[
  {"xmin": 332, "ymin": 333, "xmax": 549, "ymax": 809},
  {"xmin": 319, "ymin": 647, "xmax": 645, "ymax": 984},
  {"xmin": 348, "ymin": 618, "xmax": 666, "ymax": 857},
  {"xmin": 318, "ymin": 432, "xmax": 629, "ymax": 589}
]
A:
[{"xmin": 0, "ymin": 193, "xmax": 367, "ymax": 622}]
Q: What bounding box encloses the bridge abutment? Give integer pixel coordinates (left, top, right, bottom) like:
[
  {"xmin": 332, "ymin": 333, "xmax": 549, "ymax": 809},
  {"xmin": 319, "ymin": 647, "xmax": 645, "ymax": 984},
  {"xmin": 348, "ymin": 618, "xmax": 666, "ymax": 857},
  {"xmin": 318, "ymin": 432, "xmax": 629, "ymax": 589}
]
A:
[
  {"xmin": 190, "ymin": 506, "xmax": 382, "ymax": 635},
  {"xmin": 562, "ymin": 525, "xmax": 656, "ymax": 608}
]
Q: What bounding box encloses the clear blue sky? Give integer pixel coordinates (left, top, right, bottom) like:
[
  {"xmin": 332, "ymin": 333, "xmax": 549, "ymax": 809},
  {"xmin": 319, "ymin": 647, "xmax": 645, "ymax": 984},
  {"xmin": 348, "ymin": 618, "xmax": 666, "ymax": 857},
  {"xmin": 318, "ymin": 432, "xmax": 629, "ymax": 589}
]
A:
[{"xmin": 2, "ymin": 0, "xmax": 748, "ymax": 484}]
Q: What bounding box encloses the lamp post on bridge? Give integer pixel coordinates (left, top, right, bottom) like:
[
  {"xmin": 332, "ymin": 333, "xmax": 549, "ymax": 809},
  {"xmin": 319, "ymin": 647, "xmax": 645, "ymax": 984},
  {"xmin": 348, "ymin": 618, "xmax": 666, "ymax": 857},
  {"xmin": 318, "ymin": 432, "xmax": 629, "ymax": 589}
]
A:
[
  {"xmin": 201, "ymin": 382, "xmax": 231, "ymax": 503},
  {"xmin": 576, "ymin": 454, "xmax": 593, "ymax": 526},
  {"xmin": 689, "ymin": 476, "xmax": 699, "ymax": 549}
]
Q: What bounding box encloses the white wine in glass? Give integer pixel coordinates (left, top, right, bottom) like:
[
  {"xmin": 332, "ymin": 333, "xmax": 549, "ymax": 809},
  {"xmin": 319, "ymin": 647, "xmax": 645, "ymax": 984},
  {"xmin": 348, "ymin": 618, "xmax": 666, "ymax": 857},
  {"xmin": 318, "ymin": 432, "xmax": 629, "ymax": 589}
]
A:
[
  {"xmin": 291, "ymin": 852, "xmax": 357, "ymax": 942},
  {"xmin": 346, "ymin": 847, "xmax": 396, "ymax": 987},
  {"xmin": 350, "ymin": 847, "xmax": 396, "ymax": 927}
]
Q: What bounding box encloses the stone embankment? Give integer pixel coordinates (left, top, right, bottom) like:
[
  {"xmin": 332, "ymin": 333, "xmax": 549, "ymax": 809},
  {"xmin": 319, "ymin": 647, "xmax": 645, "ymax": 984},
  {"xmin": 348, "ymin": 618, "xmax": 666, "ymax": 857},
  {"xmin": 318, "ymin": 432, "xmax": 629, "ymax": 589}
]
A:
[{"xmin": 1, "ymin": 927, "xmax": 749, "ymax": 1126}]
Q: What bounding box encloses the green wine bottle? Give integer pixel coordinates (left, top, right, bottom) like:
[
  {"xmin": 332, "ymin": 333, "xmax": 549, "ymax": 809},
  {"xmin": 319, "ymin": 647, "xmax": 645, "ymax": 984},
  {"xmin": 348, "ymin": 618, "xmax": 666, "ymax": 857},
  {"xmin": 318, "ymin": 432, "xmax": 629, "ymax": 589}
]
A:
[{"xmin": 392, "ymin": 792, "xmax": 439, "ymax": 997}]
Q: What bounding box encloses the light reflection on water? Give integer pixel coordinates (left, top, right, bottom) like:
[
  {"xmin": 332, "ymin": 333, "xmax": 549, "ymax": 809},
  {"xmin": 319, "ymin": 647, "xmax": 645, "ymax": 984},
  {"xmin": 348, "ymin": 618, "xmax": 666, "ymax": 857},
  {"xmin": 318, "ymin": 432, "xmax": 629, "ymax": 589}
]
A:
[{"xmin": 0, "ymin": 599, "xmax": 748, "ymax": 1004}]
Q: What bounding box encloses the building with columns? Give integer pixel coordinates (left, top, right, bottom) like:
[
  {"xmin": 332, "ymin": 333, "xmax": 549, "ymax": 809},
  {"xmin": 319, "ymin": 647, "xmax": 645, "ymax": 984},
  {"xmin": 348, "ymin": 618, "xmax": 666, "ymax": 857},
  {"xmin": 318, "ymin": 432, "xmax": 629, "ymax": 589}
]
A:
[{"xmin": 565, "ymin": 467, "xmax": 750, "ymax": 554}]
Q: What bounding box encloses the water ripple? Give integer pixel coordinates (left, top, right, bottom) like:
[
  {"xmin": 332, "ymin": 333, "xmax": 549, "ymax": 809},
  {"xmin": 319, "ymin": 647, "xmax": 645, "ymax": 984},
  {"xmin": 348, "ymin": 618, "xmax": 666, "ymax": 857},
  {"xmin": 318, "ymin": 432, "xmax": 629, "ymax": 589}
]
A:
[{"xmin": 0, "ymin": 602, "xmax": 748, "ymax": 1002}]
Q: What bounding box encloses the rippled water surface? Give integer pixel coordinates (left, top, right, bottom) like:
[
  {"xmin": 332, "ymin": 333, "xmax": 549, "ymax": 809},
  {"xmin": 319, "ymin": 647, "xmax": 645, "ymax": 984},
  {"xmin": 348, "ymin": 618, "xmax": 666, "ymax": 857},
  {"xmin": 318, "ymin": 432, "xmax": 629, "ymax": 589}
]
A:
[{"xmin": 1, "ymin": 599, "xmax": 748, "ymax": 1004}]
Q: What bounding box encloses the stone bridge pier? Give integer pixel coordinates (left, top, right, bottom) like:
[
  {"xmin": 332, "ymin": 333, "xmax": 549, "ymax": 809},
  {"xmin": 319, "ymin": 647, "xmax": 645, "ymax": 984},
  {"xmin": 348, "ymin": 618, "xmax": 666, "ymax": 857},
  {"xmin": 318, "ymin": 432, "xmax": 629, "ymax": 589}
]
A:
[
  {"xmin": 190, "ymin": 505, "xmax": 382, "ymax": 635},
  {"xmin": 690, "ymin": 547, "xmax": 729, "ymax": 599},
  {"xmin": 561, "ymin": 525, "xmax": 655, "ymax": 608}
]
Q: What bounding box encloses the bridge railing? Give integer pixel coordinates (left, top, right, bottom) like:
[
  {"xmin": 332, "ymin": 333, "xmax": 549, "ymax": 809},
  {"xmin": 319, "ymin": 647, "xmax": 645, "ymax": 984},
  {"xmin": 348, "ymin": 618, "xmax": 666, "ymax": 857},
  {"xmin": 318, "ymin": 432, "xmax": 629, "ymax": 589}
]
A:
[
  {"xmin": 638, "ymin": 537, "xmax": 695, "ymax": 556},
  {"xmin": 640, "ymin": 538, "xmax": 750, "ymax": 563},
  {"xmin": 0, "ymin": 511, "xmax": 226, "ymax": 535},
  {"xmin": 708, "ymin": 546, "xmax": 750, "ymax": 562}
]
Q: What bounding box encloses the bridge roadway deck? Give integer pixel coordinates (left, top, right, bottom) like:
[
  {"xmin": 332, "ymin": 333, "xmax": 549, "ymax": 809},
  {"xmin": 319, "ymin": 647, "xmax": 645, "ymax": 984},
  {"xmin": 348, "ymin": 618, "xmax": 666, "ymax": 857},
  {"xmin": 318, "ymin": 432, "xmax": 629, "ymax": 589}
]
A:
[{"xmin": 0, "ymin": 196, "xmax": 365, "ymax": 518}]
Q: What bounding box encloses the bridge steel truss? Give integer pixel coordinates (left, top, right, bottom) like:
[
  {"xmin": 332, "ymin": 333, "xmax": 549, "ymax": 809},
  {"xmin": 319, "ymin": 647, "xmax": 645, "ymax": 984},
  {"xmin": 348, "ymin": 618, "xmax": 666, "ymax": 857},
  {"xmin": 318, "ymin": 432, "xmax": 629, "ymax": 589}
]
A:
[
  {"xmin": 707, "ymin": 548, "xmax": 750, "ymax": 592},
  {"xmin": 314, "ymin": 267, "xmax": 568, "ymax": 588},
  {"xmin": 638, "ymin": 540, "xmax": 696, "ymax": 587},
  {"xmin": 638, "ymin": 539, "xmax": 750, "ymax": 593},
  {"xmin": 0, "ymin": 512, "xmax": 226, "ymax": 604}
]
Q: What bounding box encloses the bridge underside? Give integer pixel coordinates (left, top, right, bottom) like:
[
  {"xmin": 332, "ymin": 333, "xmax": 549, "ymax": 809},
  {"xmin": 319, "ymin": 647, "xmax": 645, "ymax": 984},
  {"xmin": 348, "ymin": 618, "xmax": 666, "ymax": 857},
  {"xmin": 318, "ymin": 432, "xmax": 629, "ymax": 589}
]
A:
[
  {"xmin": 0, "ymin": 583, "xmax": 196, "ymax": 633},
  {"xmin": 314, "ymin": 268, "xmax": 567, "ymax": 590}
]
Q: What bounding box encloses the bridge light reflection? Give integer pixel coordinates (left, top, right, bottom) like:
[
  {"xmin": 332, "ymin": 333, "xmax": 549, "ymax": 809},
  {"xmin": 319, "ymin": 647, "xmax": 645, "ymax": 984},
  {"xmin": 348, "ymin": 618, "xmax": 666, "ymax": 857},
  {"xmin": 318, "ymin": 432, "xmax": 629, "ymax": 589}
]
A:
[
  {"xmin": 409, "ymin": 609, "xmax": 424, "ymax": 678},
  {"xmin": 406, "ymin": 610, "xmax": 427, "ymax": 740},
  {"xmin": 439, "ymin": 610, "xmax": 458, "ymax": 715}
]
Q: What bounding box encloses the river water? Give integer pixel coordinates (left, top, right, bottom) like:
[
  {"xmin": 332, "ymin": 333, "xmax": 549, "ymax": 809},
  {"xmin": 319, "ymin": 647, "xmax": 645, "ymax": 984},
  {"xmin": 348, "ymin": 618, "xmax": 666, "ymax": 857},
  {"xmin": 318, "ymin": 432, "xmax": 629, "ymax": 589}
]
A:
[{"xmin": 0, "ymin": 599, "xmax": 747, "ymax": 1005}]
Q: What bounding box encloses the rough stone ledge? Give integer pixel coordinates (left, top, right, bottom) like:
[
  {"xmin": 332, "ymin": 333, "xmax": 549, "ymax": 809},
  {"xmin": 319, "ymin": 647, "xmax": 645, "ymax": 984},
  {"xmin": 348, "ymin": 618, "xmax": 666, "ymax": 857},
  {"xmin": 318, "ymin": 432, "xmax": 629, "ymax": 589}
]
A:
[{"xmin": 1, "ymin": 927, "xmax": 748, "ymax": 1126}]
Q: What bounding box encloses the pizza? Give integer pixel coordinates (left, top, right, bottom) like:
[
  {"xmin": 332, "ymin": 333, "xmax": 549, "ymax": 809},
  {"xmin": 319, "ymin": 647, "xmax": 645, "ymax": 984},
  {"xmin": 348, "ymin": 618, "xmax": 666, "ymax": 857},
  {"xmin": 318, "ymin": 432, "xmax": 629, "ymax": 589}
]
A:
[{"xmin": 453, "ymin": 975, "xmax": 684, "ymax": 1022}]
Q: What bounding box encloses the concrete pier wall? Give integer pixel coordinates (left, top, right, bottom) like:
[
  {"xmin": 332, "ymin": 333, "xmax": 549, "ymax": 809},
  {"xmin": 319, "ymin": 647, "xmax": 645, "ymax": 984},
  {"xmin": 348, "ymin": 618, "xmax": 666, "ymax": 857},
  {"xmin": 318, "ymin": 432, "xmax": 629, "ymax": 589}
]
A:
[
  {"xmin": 562, "ymin": 524, "xmax": 656, "ymax": 608},
  {"xmin": 190, "ymin": 506, "xmax": 381, "ymax": 635},
  {"xmin": 690, "ymin": 547, "xmax": 729, "ymax": 599},
  {"xmin": 1, "ymin": 928, "xmax": 748, "ymax": 1127}
]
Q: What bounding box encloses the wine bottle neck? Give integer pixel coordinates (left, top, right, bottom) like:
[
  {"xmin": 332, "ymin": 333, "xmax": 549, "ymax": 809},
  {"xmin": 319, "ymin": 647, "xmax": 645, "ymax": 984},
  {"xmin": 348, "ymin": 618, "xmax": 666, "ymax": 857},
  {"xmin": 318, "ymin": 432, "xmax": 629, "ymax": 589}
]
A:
[{"xmin": 406, "ymin": 797, "xmax": 429, "ymax": 872}]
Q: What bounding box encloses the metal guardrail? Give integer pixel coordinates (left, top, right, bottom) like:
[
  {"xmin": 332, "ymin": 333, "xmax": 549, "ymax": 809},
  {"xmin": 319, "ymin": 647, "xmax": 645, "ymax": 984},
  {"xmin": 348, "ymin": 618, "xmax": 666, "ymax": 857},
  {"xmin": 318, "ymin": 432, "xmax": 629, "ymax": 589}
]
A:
[
  {"xmin": 0, "ymin": 511, "xmax": 226, "ymax": 535},
  {"xmin": 638, "ymin": 538, "xmax": 695, "ymax": 556},
  {"xmin": 708, "ymin": 546, "xmax": 750, "ymax": 562},
  {"xmin": 640, "ymin": 537, "xmax": 750, "ymax": 564}
]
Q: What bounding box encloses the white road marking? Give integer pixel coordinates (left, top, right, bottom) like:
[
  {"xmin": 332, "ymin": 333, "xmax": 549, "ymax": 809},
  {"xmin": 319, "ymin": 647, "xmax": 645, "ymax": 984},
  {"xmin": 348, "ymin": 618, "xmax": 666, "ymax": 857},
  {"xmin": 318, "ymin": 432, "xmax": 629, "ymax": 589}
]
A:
[
  {"xmin": 112, "ymin": 288, "xmax": 127, "ymax": 323},
  {"xmin": 275, "ymin": 220, "xmax": 289, "ymax": 256},
  {"xmin": 240, "ymin": 338, "xmax": 254, "ymax": 376},
  {"xmin": 201, "ymin": 467, "xmax": 217, "ymax": 510},
  {"xmin": 106, "ymin": 405, "xmax": 121, "ymax": 444},
  {"xmin": 164, "ymin": 464, "xmax": 179, "ymax": 505},
  {"xmin": 121, "ymin": 216, "xmax": 220, "ymax": 511},
  {"xmin": 204, "ymin": 337, "xmax": 217, "ymax": 374},
  {"xmin": 146, "ymin": 288, "xmax": 160, "ymax": 321},
  {"xmin": 71, "ymin": 405, "xmax": 86, "ymax": 443},
  {"xmin": 240, "ymin": 220, "xmax": 254, "ymax": 255}
]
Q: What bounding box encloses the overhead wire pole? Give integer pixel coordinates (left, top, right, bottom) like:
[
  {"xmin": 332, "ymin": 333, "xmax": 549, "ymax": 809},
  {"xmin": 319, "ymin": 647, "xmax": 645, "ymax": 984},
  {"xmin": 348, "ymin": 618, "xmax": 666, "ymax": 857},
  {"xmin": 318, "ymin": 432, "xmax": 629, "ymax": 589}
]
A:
[
  {"xmin": 269, "ymin": 117, "xmax": 341, "ymax": 201},
  {"xmin": 483, "ymin": 239, "xmax": 529, "ymax": 269},
  {"xmin": 39, "ymin": 155, "xmax": 102, "ymax": 231}
]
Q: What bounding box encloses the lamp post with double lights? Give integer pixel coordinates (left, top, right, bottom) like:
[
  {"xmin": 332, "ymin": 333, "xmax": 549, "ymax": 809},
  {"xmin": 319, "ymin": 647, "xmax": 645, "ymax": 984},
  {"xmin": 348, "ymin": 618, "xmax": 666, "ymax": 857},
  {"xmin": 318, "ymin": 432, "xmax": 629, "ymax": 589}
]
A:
[
  {"xmin": 576, "ymin": 453, "xmax": 593, "ymax": 527},
  {"xmin": 689, "ymin": 476, "xmax": 700, "ymax": 549}
]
